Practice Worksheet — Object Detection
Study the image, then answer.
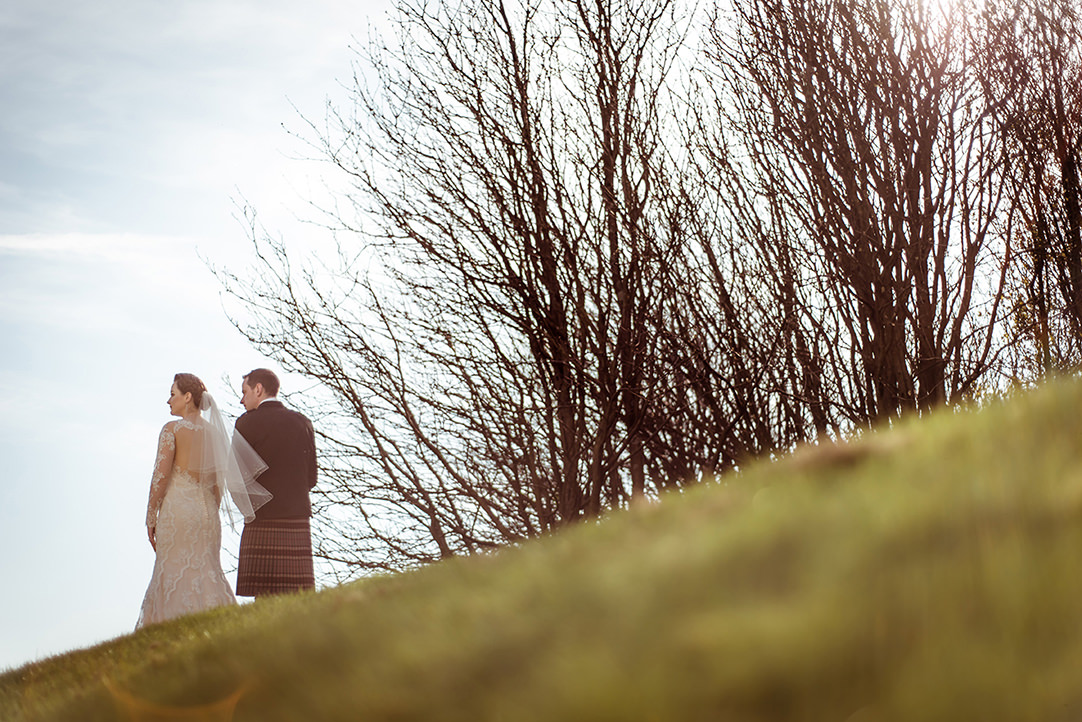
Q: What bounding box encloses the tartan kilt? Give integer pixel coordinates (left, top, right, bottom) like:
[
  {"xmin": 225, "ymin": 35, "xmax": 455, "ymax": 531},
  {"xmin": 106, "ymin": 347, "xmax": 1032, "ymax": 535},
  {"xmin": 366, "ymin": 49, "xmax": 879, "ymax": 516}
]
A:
[{"xmin": 237, "ymin": 518, "xmax": 315, "ymax": 596}]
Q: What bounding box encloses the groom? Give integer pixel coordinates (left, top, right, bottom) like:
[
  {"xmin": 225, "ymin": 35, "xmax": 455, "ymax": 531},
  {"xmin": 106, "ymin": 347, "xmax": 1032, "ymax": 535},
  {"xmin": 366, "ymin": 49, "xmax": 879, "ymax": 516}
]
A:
[{"xmin": 234, "ymin": 368, "xmax": 318, "ymax": 597}]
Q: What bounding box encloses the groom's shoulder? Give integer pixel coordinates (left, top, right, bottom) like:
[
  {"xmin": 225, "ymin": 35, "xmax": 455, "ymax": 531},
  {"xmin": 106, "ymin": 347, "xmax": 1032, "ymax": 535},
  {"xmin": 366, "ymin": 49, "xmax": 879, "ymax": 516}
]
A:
[
  {"xmin": 285, "ymin": 404, "xmax": 311, "ymax": 420},
  {"xmin": 234, "ymin": 407, "xmax": 260, "ymax": 432},
  {"xmin": 266, "ymin": 404, "xmax": 313, "ymax": 437},
  {"xmin": 277, "ymin": 404, "xmax": 313, "ymax": 430},
  {"xmin": 284, "ymin": 405, "xmax": 313, "ymax": 429},
  {"xmin": 264, "ymin": 400, "xmax": 309, "ymax": 420},
  {"xmin": 237, "ymin": 401, "xmax": 310, "ymax": 428},
  {"xmin": 235, "ymin": 402, "xmax": 292, "ymax": 425}
]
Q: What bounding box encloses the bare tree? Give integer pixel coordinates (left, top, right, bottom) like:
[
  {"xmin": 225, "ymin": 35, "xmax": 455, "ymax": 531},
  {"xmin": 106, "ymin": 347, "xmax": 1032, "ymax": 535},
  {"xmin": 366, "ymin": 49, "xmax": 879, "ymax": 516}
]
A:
[
  {"xmin": 220, "ymin": 0, "xmax": 708, "ymax": 575},
  {"xmin": 698, "ymin": 0, "xmax": 1014, "ymax": 425},
  {"xmin": 218, "ymin": 0, "xmax": 1052, "ymax": 577},
  {"xmin": 976, "ymin": 0, "xmax": 1082, "ymax": 376}
]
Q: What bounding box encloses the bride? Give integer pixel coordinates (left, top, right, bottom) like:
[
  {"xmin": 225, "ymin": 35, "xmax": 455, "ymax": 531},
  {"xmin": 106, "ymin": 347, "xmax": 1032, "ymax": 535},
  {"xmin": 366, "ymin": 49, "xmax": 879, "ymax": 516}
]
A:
[{"xmin": 137, "ymin": 373, "xmax": 272, "ymax": 628}]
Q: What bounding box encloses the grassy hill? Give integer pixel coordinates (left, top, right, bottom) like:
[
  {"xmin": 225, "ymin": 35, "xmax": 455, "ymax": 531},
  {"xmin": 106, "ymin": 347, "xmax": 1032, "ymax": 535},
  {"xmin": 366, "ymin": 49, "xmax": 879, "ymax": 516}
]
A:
[{"xmin": 5, "ymin": 379, "xmax": 1082, "ymax": 721}]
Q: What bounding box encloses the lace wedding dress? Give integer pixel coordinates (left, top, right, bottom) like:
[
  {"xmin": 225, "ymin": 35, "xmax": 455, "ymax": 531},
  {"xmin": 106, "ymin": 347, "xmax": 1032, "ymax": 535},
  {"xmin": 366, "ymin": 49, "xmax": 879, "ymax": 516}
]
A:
[{"xmin": 137, "ymin": 419, "xmax": 237, "ymax": 628}]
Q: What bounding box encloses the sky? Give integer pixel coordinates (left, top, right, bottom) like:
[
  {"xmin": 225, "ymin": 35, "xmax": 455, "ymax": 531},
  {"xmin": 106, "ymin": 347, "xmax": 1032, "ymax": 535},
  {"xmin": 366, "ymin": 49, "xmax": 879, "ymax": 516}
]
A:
[{"xmin": 0, "ymin": 0, "xmax": 391, "ymax": 671}]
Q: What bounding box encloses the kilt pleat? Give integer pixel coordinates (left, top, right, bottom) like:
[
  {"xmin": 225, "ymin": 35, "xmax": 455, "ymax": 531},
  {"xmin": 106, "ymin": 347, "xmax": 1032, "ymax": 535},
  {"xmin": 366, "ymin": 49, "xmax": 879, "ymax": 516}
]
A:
[{"xmin": 237, "ymin": 518, "xmax": 315, "ymax": 596}]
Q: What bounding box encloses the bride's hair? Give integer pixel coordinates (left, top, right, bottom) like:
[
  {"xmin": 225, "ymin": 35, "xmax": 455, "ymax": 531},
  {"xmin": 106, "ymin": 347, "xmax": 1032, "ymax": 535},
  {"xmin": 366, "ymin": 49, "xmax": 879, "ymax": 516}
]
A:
[{"xmin": 174, "ymin": 372, "xmax": 207, "ymax": 409}]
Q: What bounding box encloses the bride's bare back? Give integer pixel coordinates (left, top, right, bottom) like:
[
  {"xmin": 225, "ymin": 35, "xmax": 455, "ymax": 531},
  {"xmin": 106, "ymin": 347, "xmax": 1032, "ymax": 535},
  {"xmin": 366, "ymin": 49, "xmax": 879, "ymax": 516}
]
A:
[{"xmin": 170, "ymin": 420, "xmax": 205, "ymax": 479}]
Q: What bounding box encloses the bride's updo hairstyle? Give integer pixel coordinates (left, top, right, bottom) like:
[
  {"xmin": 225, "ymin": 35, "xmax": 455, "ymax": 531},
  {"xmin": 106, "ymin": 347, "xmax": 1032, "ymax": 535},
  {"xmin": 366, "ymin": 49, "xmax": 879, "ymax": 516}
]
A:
[{"xmin": 174, "ymin": 372, "xmax": 207, "ymax": 410}]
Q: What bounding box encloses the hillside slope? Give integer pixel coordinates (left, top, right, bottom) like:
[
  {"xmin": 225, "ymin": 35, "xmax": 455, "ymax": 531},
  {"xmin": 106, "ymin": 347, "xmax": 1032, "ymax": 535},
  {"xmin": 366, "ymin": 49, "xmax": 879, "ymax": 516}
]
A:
[{"xmin": 4, "ymin": 380, "xmax": 1082, "ymax": 721}]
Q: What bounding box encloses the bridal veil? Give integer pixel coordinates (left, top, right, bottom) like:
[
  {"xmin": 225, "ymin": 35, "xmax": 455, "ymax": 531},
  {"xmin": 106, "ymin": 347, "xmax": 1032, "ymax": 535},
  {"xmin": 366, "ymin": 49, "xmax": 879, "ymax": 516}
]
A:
[{"xmin": 194, "ymin": 393, "xmax": 272, "ymax": 526}]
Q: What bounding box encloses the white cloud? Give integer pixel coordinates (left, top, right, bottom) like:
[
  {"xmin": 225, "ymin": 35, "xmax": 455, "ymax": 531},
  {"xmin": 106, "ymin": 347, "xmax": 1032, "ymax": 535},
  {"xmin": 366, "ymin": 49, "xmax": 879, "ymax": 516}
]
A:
[
  {"xmin": 0, "ymin": 0, "xmax": 389, "ymax": 239},
  {"xmin": 0, "ymin": 233, "xmax": 230, "ymax": 364}
]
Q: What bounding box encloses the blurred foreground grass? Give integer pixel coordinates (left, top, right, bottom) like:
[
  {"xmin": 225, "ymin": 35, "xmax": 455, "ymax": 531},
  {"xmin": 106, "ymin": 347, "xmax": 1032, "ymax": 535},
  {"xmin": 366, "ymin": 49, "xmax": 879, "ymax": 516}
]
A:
[{"xmin": 4, "ymin": 379, "xmax": 1082, "ymax": 721}]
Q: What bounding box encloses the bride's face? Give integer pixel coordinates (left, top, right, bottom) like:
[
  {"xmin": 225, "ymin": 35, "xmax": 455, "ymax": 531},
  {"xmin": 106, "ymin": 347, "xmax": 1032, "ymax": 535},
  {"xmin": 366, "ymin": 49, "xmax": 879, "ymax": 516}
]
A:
[{"xmin": 168, "ymin": 383, "xmax": 191, "ymax": 416}]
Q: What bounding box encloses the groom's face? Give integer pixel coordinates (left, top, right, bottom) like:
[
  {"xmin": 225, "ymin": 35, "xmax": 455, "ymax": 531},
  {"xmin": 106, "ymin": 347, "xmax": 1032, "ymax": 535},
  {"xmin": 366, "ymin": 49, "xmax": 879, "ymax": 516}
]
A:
[{"xmin": 240, "ymin": 379, "xmax": 261, "ymax": 412}]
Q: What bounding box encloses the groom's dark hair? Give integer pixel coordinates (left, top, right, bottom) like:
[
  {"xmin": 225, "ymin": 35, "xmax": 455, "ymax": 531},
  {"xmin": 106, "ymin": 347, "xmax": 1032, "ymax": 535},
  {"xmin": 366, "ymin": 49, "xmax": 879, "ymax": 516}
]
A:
[{"xmin": 244, "ymin": 368, "xmax": 280, "ymax": 397}]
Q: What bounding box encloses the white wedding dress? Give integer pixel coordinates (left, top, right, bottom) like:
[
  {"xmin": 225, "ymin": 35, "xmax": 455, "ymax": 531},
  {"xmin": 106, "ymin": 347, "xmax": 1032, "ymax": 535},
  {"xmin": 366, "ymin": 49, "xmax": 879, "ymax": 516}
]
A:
[{"xmin": 137, "ymin": 419, "xmax": 237, "ymax": 628}]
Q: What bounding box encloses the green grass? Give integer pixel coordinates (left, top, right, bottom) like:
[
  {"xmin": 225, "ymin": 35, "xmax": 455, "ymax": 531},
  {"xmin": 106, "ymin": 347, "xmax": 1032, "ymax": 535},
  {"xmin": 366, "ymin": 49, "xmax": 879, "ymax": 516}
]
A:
[{"xmin": 5, "ymin": 379, "xmax": 1082, "ymax": 721}]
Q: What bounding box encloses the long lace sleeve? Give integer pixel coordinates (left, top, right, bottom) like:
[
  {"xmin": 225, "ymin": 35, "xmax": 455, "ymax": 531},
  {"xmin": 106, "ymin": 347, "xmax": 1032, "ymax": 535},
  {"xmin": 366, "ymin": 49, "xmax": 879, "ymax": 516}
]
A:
[{"xmin": 145, "ymin": 423, "xmax": 176, "ymax": 528}]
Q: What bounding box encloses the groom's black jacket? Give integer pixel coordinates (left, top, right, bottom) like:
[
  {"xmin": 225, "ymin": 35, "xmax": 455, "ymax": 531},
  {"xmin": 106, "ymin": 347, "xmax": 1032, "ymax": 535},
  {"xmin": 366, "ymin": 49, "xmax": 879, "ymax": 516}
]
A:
[{"xmin": 235, "ymin": 400, "xmax": 317, "ymax": 519}]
